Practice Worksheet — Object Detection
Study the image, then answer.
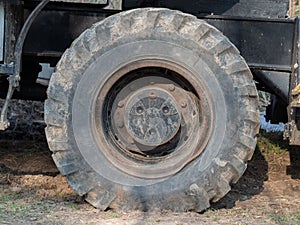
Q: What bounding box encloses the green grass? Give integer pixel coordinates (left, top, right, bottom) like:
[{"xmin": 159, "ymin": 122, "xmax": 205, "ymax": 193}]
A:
[
  {"xmin": 272, "ymin": 212, "xmax": 300, "ymax": 225},
  {"xmin": 0, "ymin": 192, "xmax": 50, "ymax": 223},
  {"xmin": 66, "ymin": 202, "xmax": 79, "ymax": 210},
  {"xmin": 0, "ymin": 192, "xmax": 21, "ymax": 204},
  {"xmin": 256, "ymin": 130, "xmax": 289, "ymax": 156},
  {"xmin": 104, "ymin": 212, "xmax": 120, "ymax": 219}
]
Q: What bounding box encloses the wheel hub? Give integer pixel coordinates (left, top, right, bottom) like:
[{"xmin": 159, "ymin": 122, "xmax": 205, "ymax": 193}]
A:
[{"xmin": 124, "ymin": 87, "xmax": 181, "ymax": 147}]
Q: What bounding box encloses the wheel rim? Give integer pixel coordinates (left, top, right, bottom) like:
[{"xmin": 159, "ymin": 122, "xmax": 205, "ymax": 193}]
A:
[{"xmin": 92, "ymin": 59, "xmax": 214, "ymax": 179}]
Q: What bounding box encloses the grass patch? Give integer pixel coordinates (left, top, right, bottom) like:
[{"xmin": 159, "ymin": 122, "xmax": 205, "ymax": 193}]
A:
[
  {"xmin": 66, "ymin": 202, "xmax": 79, "ymax": 210},
  {"xmin": 104, "ymin": 212, "xmax": 120, "ymax": 219},
  {"xmin": 272, "ymin": 212, "xmax": 300, "ymax": 225},
  {"xmin": 257, "ymin": 130, "xmax": 289, "ymax": 156},
  {"xmin": 0, "ymin": 192, "xmax": 51, "ymax": 223}
]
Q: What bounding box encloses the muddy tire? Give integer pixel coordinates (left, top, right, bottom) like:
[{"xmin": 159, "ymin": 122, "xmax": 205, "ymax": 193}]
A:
[{"xmin": 45, "ymin": 8, "xmax": 260, "ymax": 212}]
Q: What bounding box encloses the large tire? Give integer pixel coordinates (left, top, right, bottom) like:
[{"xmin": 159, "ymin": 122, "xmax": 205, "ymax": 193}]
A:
[{"xmin": 45, "ymin": 8, "xmax": 260, "ymax": 212}]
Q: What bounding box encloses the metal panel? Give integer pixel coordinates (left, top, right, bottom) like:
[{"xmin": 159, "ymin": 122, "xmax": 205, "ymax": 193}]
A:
[
  {"xmin": 23, "ymin": 10, "xmax": 297, "ymax": 74},
  {"xmin": 204, "ymin": 17, "xmax": 296, "ymax": 72},
  {"xmin": 23, "ymin": 9, "xmax": 110, "ymax": 54},
  {"xmin": 50, "ymin": 0, "xmax": 107, "ymax": 3},
  {"xmin": 0, "ymin": 2, "xmax": 4, "ymax": 62},
  {"xmin": 50, "ymin": 0, "xmax": 122, "ymax": 10},
  {"xmin": 124, "ymin": 0, "xmax": 289, "ymax": 19}
]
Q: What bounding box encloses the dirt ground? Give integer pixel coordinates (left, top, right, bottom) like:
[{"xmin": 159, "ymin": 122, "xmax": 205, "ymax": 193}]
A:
[{"xmin": 1, "ymin": 100, "xmax": 300, "ymax": 224}]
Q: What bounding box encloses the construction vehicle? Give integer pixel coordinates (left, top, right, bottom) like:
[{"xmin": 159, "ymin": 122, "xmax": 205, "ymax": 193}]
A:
[{"xmin": 0, "ymin": 0, "xmax": 298, "ymax": 211}]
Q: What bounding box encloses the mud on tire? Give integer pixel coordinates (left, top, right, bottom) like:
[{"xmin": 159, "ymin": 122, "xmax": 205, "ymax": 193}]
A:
[{"xmin": 45, "ymin": 8, "xmax": 260, "ymax": 212}]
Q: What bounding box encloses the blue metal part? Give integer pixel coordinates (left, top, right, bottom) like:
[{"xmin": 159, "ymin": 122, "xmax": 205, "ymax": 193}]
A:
[{"xmin": 0, "ymin": 64, "xmax": 13, "ymax": 75}]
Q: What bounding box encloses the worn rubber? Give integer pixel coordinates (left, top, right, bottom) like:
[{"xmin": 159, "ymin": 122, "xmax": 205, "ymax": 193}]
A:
[{"xmin": 45, "ymin": 8, "xmax": 260, "ymax": 212}]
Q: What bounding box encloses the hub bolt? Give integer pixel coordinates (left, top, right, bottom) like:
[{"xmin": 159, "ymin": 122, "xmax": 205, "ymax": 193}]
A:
[
  {"xmin": 136, "ymin": 106, "xmax": 144, "ymax": 114},
  {"xmin": 181, "ymin": 101, "xmax": 187, "ymax": 108},
  {"xmin": 149, "ymin": 92, "xmax": 157, "ymax": 99},
  {"xmin": 118, "ymin": 101, "xmax": 124, "ymax": 108},
  {"xmin": 162, "ymin": 106, "xmax": 169, "ymax": 114},
  {"xmin": 118, "ymin": 122, "xmax": 124, "ymax": 128},
  {"xmin": 168, "ymin": 84, "xmax": 175, "ymax": 92}
]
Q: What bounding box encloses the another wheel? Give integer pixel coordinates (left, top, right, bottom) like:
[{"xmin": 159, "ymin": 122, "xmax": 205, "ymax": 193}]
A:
[{"xmin": 45, "ymin": 8, "xmax": 260, "ymax": 212}]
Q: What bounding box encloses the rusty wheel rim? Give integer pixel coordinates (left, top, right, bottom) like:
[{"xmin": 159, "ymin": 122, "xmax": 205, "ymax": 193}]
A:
[{"xmin": 93, "ymin": 59, "xmax": 214, "ymax": 179}]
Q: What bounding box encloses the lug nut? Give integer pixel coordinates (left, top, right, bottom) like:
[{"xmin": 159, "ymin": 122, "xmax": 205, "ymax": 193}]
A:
[
  {"xmin": 168, "ymin": 84, "xmax": 175, "ymax": 92},
  {"xmin": 118, "ymin": 101, "xmax": 124, "ymax": 108},
  {"xmin": 181, "ymin": 101, "xmax": 187, "ymax": 108},
  {"xmin": 118, "ymin": 122, "xmax": 124, "ymax": 128},
  {"xmin": 149, "ymin": 92, "xmax": 157, "ymax": 99}
]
